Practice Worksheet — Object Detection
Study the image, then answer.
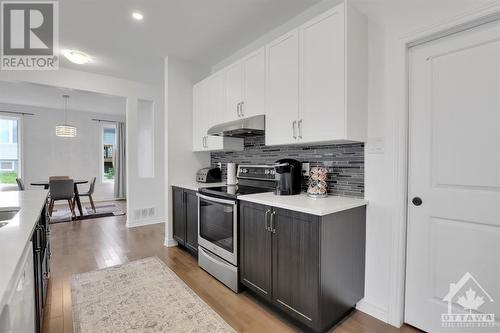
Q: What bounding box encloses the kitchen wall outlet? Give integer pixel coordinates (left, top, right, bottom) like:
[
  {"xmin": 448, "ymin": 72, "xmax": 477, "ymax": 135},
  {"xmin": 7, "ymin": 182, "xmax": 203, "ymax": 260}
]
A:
[{"xmin": 302, "ymin": 163, "xmax": 310, "ymax": 177}]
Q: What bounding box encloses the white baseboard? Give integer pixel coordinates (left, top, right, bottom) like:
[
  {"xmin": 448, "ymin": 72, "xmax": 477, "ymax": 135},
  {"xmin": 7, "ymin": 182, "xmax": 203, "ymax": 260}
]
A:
[
  {"xmin": 356, "ymin": 299, "xmax": 389, "ymax": 325},
  {"xmin": 127, "ymin": 217, "xmax": 165, "ymax": 228},
  {"xmin": 164, "ymin": 238, "xmax": 178, "ymax": 247}
]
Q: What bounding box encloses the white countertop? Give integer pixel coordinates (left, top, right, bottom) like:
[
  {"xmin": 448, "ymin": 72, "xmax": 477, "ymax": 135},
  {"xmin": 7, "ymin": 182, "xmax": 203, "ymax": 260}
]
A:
[
  {"xmin": 0, "ymin": 190, "xmax": 48, "ymax": 311},
  {"xmin": 238, "ymin": 192, "xmax": 367, "ymax": 216},
  {"xmin": 171, "ymin": 181, "xmax": 226, "ymax": 192}
]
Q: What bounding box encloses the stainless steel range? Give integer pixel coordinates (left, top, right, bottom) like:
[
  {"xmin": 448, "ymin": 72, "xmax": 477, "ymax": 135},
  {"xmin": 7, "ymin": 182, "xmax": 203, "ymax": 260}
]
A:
[{"xmin": 197, "ymin": 164, "xmax": 275, "ymax": 292}]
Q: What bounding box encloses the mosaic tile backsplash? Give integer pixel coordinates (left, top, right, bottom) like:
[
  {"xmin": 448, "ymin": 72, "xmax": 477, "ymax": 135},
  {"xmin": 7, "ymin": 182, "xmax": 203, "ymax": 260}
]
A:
[{"xmin": 211, "ymin": 136, "xmax": 364, "ymax": 198}]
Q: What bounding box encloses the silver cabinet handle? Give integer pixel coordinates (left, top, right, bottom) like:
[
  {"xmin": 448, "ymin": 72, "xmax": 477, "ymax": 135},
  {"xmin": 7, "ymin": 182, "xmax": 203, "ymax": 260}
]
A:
[
  {"xmin": 270, "ymin": 211, "xmax": 276, "ymax": 233},
  {"xmin": 292, "ymin": 120, "xmax": 297, "ymax": 139},
  {"xmin": 264, "ymin": 209, "xmax": 271, "ymax": 231},
  {"xmin": 202, "ymin": 136, "xmax": 205, "ymax": 148},
  {"xmin": 237, "ymin": 102, "xmax": 242, "ymax": 117},
  {"xmin": 298, "ymin": 119, "xmax": 303, "ymax": 139},
  {"xmin": 240, "ymin": 101, "xmax": 244, "ymax": 117}
]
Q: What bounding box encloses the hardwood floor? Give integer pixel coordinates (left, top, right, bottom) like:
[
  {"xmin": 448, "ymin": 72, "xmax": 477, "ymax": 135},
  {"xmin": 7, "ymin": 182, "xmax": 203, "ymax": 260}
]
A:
[{"xmin": 43, "ymin": 201, "xmax": 421, "ymax": 333}]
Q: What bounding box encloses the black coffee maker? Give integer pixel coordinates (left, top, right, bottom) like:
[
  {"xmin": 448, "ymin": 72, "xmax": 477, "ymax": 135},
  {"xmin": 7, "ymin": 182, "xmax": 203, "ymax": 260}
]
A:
[{"xmin": 274, "ymin": 159, "xmax": 302, "ymax": 195}]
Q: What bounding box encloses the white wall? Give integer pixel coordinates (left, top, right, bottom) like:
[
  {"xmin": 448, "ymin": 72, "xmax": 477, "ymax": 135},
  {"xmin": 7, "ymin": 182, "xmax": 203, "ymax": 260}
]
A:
[
  {"xmin": 164, "ymin": 56, "xmax": 210, "ymax": 246},
  {"xmin": 0, "ymin": 67, "xmax": 165, "ymax": 228},
  {"xmin": 208, "ymin": 0, "xmax": 500, "ymax": 326},
  {"xmin": 0, "ymin": 102, "xmax": 124, "ymax": 201}
]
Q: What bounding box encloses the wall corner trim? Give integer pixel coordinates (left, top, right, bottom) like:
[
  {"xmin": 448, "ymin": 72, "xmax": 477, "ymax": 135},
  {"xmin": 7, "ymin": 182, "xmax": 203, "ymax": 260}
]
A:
[
  {"xmin": 356, "ymin": 299, "xmax": 389, "ymax": 325},
  {"xmin": 164, "ymin": 238, "xmax": 178, "ymax": 247}
]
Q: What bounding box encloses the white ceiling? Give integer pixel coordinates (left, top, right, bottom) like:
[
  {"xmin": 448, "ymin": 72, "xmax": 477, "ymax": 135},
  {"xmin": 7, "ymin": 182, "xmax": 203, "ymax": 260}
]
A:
[
  {"xmin": 58, "ymin": 0, "xmax": 322, "ymax": 84},
  {"xmin": 0, "ymin": 81, "xmax": 126, "ymax": 115}
]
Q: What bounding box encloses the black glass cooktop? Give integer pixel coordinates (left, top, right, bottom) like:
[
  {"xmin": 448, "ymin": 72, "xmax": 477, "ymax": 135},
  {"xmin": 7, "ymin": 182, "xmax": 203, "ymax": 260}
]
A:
[{"xmin": 199, "ymin": 185, "xmax": 272, "ymax": 199}]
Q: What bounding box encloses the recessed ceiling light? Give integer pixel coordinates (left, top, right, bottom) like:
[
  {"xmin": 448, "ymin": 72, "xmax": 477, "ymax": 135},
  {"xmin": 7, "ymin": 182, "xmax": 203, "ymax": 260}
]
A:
[
  {"xmin": 132, "ymin": 11, "xmax": 143, "ymax": 21},
  {"xmin": 62, "ymin": 49, "xmax": 91, "ymax": 65}
]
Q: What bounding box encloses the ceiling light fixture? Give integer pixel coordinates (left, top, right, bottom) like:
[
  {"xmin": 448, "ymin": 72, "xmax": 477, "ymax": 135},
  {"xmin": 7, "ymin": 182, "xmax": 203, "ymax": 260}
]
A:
[
  {"xmin": 56, "ymin": 95, "xmax": 77, "ymax": 138},
  {"xmin": 62, "ymin": 49, "xmax": 91, "ymax": 65},
  {"xmin": 132, "ymin": 11, "xmax": 143, "ymax": 20}
]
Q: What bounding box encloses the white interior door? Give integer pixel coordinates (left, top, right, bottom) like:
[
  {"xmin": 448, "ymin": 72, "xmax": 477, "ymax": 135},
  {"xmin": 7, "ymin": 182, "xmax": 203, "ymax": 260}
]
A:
[{"xmin": 406, "ymin": 20, "xmax": 500, "ymax": 332}]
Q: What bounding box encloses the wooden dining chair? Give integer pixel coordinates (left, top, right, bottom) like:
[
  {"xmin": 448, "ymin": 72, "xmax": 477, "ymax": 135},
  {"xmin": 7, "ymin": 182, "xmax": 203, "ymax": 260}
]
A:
[{"xmin": 48, "ymin": 179, "xmax": 75, "ymax": 219}]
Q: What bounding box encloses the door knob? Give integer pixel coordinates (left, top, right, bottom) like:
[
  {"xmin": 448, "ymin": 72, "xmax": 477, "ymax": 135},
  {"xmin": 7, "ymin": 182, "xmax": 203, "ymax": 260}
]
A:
[{"xmin": 412, "ymin": 197, "xmax": 422, "ymax": 206}]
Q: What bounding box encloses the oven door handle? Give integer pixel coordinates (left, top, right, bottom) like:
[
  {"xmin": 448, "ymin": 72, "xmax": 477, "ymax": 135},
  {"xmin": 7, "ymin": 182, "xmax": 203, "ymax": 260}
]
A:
[{"xmin": 197, "ymin": 193, "xmax": 237, "ymax": 205}]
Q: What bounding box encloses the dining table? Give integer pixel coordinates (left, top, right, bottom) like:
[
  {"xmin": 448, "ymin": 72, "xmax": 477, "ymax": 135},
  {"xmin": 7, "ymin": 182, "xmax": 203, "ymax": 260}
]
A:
[{"xmin": 30, "ymin": 179, "xmax": 89, "ymax": 217}]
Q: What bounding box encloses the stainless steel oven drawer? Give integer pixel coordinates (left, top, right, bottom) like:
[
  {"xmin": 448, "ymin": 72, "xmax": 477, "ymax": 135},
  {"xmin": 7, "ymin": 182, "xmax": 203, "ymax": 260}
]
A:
[{"xmin": 198, "ymin": 246, "xmax": 239, "ymax": 293}]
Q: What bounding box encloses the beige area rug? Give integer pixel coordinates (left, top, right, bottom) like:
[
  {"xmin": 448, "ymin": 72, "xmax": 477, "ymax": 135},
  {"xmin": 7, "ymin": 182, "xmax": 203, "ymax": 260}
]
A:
[{"xmin": 71, "ymin": 257, "xmax": 235, "ymax": 333}]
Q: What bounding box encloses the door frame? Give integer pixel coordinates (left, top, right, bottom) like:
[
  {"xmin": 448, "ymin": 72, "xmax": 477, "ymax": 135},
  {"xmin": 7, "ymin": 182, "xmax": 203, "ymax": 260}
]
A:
[{"xmin": 388, "ymin": 2, "xmax": 500, "ymax": 327}]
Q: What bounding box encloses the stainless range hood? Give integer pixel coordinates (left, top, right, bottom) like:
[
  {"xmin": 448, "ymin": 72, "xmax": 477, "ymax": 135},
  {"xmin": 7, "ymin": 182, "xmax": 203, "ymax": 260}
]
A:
[{"xmin": 207, "ymin": 115, "xmax": 265, "ymax": 138}]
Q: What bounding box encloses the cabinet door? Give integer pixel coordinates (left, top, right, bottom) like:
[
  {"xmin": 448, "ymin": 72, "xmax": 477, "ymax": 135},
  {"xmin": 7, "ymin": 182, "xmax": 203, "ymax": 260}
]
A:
[
  {"xmin": 241, "ymin": 48, "xmax": 265, "ymax": 118},
  {"xmin": 205, "ymin": 73, "xmax": 225, "ymax": 150},
  {"xmin": 272, "ymin": 208, "xmax": 319, "ymax": 326},
  {"xmin": 265, "ymin": 29, "xmax": 300, "ymax": 146},
  {"xmin": 207, "ymin": 71, "xmax": 226, "ymax": 128},
  {"xmin": 192, "ymin": 82, "xmax": 205, "ymax": 151},
  {"xmin": 240, "ymin": 202, "xmax": 273, "ymax": 301},
  {"xmin": 224, "ymin": 62, "xmax": 243, "ymax": 122},
  {"xmin": 299, "ymin": 7, "xmax": 345, "ymax": 143},
  {"xmin": 172, "ymin": 187, "xmax": 186, "ymax": 245},
  {"xmin": 185, "ymin": 190, "xmax": 198, "ymax": 253}
]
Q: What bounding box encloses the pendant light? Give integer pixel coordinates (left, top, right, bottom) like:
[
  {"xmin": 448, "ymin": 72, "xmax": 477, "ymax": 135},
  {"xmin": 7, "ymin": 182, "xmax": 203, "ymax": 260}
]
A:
[{"xmin": 56, "ymin": 94, "xmax": 77, "ymax": 137}]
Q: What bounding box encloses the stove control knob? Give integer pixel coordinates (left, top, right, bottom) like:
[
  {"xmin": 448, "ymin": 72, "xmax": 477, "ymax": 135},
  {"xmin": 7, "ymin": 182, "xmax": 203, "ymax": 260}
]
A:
[{"xmin": 265, "ymin": 169, "xmax": 269, "ymax": 175}]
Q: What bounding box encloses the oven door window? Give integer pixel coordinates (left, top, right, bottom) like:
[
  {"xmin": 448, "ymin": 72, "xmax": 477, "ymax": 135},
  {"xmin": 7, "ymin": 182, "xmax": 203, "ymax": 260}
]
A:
[{"xmin": 199, "ymin": 198, "xmax": 234, "ymax": 253}]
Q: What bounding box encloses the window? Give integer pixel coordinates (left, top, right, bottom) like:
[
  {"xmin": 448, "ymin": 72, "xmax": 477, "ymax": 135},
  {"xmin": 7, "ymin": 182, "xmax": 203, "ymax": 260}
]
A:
[
  {"xmin": 0, "ymin": 116, "xmax": 20, "ymax": 186},
  {"xmin": 101, "ymin": 124, "xmax": 116, "ymax": 182}
]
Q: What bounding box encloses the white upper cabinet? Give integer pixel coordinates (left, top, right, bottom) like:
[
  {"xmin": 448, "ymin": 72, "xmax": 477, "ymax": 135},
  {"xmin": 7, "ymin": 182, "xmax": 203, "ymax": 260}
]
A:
[
  {"xmin": 241, "ymin": 48, "xmax": 265, "ymax": 118},
  {"xmin": 192, "ymin": 74, "xmax": 243, "ymax": 152},
  {"xmin": 207, "ymin": 71, "xmax": 225, "ymax": 129},
  {"xmin": 192, "ymin": 1, "xmax": 367, "ymax": 150},
  {"xmin": 223, "ymin": 47, "xmax": 266, "ymax": 122},
  {"xmin": 299, "ymin": 6, "xmax": 345, "ymax": 143},
  {"xmin": 224, "ymin": 62, "xmax": 243, "ymax": 122},
  {"xmin": 265, "ymin": 30, "xmax": 300, "ymax": 146},
  {"xmin": 192, "ymin": 80, "xmax": 206, "ymax": 151},
  {"xmin": 265, "ymin": 2, "xmax": 367, "ymax": 145}
]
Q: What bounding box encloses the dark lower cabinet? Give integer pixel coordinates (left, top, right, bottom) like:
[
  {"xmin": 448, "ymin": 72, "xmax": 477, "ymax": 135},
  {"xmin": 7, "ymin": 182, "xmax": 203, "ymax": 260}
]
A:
[
  {"xmin": 32, "ymin": 203, "xmax": 50, "ymax": 333},
  {"xmin": 272, "ymin": 208, "xmax": 320, "ymax": 325},
  {"xmin": 239, "ymin": 201, "xmax": 366, "ymax": 332},
  {"xmin": 240, "ymin": 203, "xmax": 272, "ymax": 301},
  {"xmin": 172, "ymin": 186, "xmax": 198, "ymax": 254},
  {"xmin": 185, "ymin": 190, "xmax": 198, "ymax": 253}
]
